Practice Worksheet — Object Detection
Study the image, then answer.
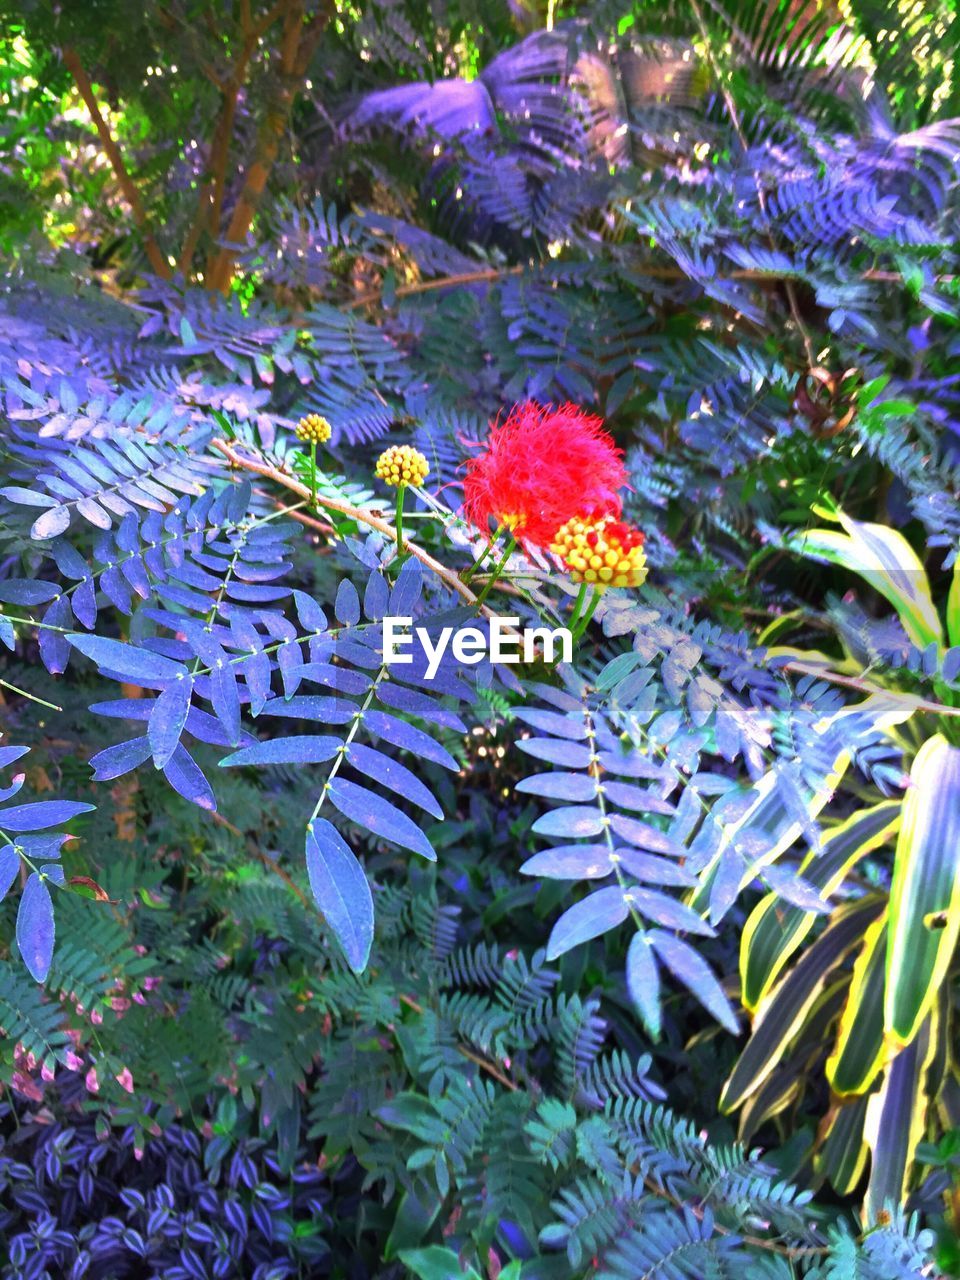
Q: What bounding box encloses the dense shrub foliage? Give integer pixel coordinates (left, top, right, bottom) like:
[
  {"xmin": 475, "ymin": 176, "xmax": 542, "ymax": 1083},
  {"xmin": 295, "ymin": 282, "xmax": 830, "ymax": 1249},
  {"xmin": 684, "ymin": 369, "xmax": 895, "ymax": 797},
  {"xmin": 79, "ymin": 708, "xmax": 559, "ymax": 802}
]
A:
[{"xmin": 1, "ymin": 0, "xmax": 960, "ymax": 1275}]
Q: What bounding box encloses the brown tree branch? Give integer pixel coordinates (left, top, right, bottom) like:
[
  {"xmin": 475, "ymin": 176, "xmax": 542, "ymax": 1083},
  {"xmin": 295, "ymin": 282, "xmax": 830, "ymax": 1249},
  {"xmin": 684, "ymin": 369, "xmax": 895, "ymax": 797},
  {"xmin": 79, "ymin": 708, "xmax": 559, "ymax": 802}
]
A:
[
  {"xmin": 343, "ymin": 263, "xmax": 956, "ymax": 313},
  {"xmin": 206, "ymin": 1, "xmax": 330, "ymax": 293},
  {"xmin": 211, "ymin": 437, "xmax": 499, "ymax": 615},
  {"xmin": 62, "ymin": 46, "xmax": 172, "ymax": 280},
  {"xmin": 180, "ymin": 0, "xmax": 289, "ymax": 275}
]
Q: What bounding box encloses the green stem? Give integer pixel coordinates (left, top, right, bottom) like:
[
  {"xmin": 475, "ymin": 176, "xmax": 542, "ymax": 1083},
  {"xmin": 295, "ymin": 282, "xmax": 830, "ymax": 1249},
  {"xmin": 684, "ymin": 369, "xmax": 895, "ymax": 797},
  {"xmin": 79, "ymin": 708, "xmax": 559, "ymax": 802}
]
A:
[
  {"xmin": 567, "ymin": 581, "xmax": 589, "ymax": 635},
  {"xmin": 0, "ymin": 678, "xmax": 62, "ymax": 712},
  {"xmin": 473, "ymin": 534, "xmax": 516, "ymax": 611},
  {"xmin": 571, "ymin": 587, "xmax": 603, "ymax": 643},
  {"xmin": 462, "ymin": 522, "xmax": 506, "ymax": 584},
  {"xmin": 395, "ymin": 485, "xmax": 407, "ymax": 564},
  {"xmin": 309, "ymin": 443, "xmax": 318, "ymax": 508}
]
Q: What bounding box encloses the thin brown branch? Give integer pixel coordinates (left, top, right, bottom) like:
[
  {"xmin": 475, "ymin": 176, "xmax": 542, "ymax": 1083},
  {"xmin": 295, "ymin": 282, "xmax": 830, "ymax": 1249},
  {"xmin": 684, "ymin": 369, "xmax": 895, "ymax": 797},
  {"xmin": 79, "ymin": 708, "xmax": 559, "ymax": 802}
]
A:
[
  {"xmin": 253, "ymin": 843, "xmax": 320, "ymax": 915},
  {"xmin": 398, "ymin": 995, "xmax": 518, "ymax": 1090},
  {"xmin": 346, "ymin": 266, "xmax": 523, "ymax": 309},
  {"xmin": 211, "ymin": 438, "xmax": 499, "ymax": 616},
  {"xmin": 62, "ymin": 47, "xmax": 171, "ymax": 280},
  {"xmin": 342, "ymin": 261, "xmax": 955, "ymax": 314},
  {"xmin": 779, "ymin": 660, "xmax": 960, "ymax": 717}
]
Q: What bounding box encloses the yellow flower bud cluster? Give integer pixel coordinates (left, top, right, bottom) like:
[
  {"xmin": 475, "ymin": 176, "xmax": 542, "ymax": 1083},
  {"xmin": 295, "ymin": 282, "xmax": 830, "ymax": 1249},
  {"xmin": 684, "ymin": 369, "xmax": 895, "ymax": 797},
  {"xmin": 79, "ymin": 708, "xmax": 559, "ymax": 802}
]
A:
[
  {"xmin": 375, "ymin": 445, "xmax": 429, "ymax": 489},
  {"xmin": 550, "ymin": 515, "xmax": 647, "ymax": 588},
  {"xmin": 295, "ymin": 414, "xmax": 332, "ymax": 444}
]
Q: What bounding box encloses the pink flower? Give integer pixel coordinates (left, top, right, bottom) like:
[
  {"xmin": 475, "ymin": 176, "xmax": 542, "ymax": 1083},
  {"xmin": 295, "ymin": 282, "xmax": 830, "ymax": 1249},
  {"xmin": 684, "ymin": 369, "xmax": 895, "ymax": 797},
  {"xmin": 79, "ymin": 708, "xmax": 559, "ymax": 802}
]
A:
[{"xmin": 116, "ymin": 1067, "xmax": 134, "ymax": 1094}]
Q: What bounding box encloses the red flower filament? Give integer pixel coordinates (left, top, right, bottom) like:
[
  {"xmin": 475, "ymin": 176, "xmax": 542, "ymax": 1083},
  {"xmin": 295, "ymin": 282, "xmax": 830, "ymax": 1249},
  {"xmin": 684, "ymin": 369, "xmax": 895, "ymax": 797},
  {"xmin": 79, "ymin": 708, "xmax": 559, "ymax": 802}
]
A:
[{"xmin": 462, "ymin": 401, "xmax": 627, "ymax": 547}]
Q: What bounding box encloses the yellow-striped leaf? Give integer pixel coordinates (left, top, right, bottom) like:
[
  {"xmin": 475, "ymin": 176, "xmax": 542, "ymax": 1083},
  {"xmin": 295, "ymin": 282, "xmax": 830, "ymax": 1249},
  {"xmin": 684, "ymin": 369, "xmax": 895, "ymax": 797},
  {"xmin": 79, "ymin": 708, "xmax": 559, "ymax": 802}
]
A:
[
  {"xmin": 864, "ymin": 1010, "xmax": 938, "ymax": 1222},
  {"xmin": 815, "ymin": 1096, "xmax": 870, "ymax": 1196},
  {"xmin": 885, "ymin": 734, "xmax": 960, "ymax": 1047},
  {"xmin": 787, "ymin": 514, "xmax": 942, "ymax": 651},
  {"xmin": 740, "ymin": 802, "xmax": 899, "ymax": 1012},
  {"xmin": 826, "ymin": 913, "xmax": 888, "ymax": 1097},
  {"xmin": 721, "ymin": 898, "xmax": 882, "ymax": 1114},
  {"xmin": 948, "ymin": 555, "xmax": 960, "ymax": 649}
]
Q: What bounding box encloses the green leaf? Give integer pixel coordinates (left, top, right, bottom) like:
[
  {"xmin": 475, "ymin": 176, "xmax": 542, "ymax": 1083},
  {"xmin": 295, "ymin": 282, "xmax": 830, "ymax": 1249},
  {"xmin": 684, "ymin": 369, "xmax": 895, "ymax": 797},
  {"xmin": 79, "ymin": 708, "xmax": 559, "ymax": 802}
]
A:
[
  {"xmin": 398, "ymin": 1247, "xmax": 483, "ymax": 1280},
  {"xmin": 884, "ymin": 735, "xmax": 960, "ymax": 1046}
]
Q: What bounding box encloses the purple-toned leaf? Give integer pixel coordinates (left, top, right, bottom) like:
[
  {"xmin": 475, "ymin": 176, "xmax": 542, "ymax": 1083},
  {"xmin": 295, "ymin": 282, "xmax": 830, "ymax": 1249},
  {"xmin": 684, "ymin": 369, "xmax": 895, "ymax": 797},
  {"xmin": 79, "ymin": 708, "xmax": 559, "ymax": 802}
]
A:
[
  {"xmin": 0, "ymin": 776, "xmax": 25, "ymax": 805},
  {"xmin": 163, "ymin": 745, "xmax": 216, "ymax": 811},
  {"xmin": 16, "ymin": 834, "xmax": 69, "ymax": 860},
  {"xmin": 603, "ymin": 781, "xmax": 658, "ymax": 812},
  {"xmin": 292, "ymin": 590, "xmax": 327, "ymax": 633},
  {"xmin": 516, "ymin": 772, "xmax": 597, "ymax": 802},
  {"xmin": 149, "ymin": 680, "xmax": 193, "ymax": 768},
  {"xmin": 16, "ymin": 873, "xmax": 55, "ymax": 982},
  {"xmin": 0, "ymin": 800, "xmax": 94, "ymax": 831},
  {"xmin": 363, "ymin": 709, "xmax": 458, "ymax": 772},
  {"xmin": 335, "ymin": 579, "xmax": 361, "ymax": 626},
  {"xmin": 326, "ymin": 778, "xmax": 436, "ymax": 860},
  {"xmin": 345, "ymin": 743, "xmax": 443, "ymax": 819},
  {"xmin": 300, "ymin": 662, "xmax": 370, "ymax": 695},
  {"xmin": 649, "ymin": 930, "xmax": 738, "ymax": 1033},
  {"xmin": 363, "ymin": 571, "xmax": 389, "ymax": 622},
  {"xmin": 0, "ymin": 486, "xmax": 58, "ymax": 508},
  {"xmin": 630, "ymin": 888, "xmax": 713, "ymax": 935},
  {"xmin": 67, "ymin": 634, "xmax": 187, "ymax": 686},
  {"xmin": 76, "ymin": 495, "xmax": 112, "ymax": 529},
  {"xmin": 89, "ymin": 736, "xmax": 153, "ymax": 781},
  {"xmin": 597, "ymin": 750, "xmax": 665, "ymax": 780},
  {"xmin": 546, "ymin": 886, "xmax": 630, "ymax": 959},
  {"xmin": 609, "ymin": 814, "xmax": 681, "ymax": 855},
  {"xmin": 375, "ymin": 681, "xmax": 466, "ymax": 732},
  {"xmin": 389, "ymin": 557, "xmax": 422, "ymax": 616},
  {"xmin": 617, "ymin": 848, "xmax": 696, "ymax": 887},
  {"xmin": 0, "ymin": 580, "xmax": 61, "ymax": 605},
  {"xmin": 520, "ymin": 844, "xmax": 613, "ymax": 879},
  {"xmin": 224, "ymin": 582, "xmax": 290, "ymax": 602},
  {"xmin": 0, "ymin": 746, "xmax": 30, "ymax": 770},
  {"xmin": 259, "ymin": 696, "xmax": 355, "ymax": 725},
  {"xmin": 761, "ymin": 864, "xmax": 831, "ymax": 913},
  {"xmin": 221, "ymin": 736, "xmax": 343, "ymax": 767},
  {"xmin": 531, "ymin": 806, "xmax": 604, "ymax": 839},
  {"xmin": 38, "ymin": 595, "xmax": 73, "ymax": 674},
  {"xmin": 626, "ymin": 931, "xmax": 661, "ymax": 1039},
  {"xmin": 513, "ymin": 708, "xmax": 586, "ymax": 739},
  {"xmin": 30, "ymin": 505, "xmax": 72, "ymax": 540},
  {"xmin": 516, "ymin": 738, "xmax": 593, "ymax": 768},
  {"xmin": 305, "ymin": 819, "xmax": 373, "ymax": 973},
  {"xmin": 0, "ymin": 843, "xmax": 19, "ymax": 903},
  {"xmin": 209, "ymin": 662, "xmax": 241, "ymax": 745}
]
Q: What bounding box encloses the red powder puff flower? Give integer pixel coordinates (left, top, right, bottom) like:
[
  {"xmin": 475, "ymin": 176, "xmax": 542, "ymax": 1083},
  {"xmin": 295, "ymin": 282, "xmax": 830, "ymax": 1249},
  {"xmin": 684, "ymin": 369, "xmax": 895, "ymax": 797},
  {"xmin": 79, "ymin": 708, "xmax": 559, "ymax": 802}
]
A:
[{"xmin": 462, "ymin": 402, "xmax": 627, "ymax": 547}]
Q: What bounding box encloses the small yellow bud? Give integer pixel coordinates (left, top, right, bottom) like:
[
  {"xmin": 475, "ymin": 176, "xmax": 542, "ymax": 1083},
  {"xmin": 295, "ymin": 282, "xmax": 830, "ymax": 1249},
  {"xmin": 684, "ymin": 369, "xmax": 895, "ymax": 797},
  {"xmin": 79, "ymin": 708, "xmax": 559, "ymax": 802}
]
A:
[
  {"xmin": 375, "ymin": 444, "xmax": 429, "ymax": 489},
  {"xmin": 295, "ymin": 414, "xmax": 332, "ymax": 445}
]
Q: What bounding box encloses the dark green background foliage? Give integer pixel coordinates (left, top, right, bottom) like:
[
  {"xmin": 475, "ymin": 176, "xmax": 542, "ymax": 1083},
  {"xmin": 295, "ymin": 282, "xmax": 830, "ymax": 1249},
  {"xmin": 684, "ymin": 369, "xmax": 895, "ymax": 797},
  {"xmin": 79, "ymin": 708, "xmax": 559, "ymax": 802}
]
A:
[{"xmin": 0, "ymin": 0, "xmax": 959, "ymax": 1276}]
